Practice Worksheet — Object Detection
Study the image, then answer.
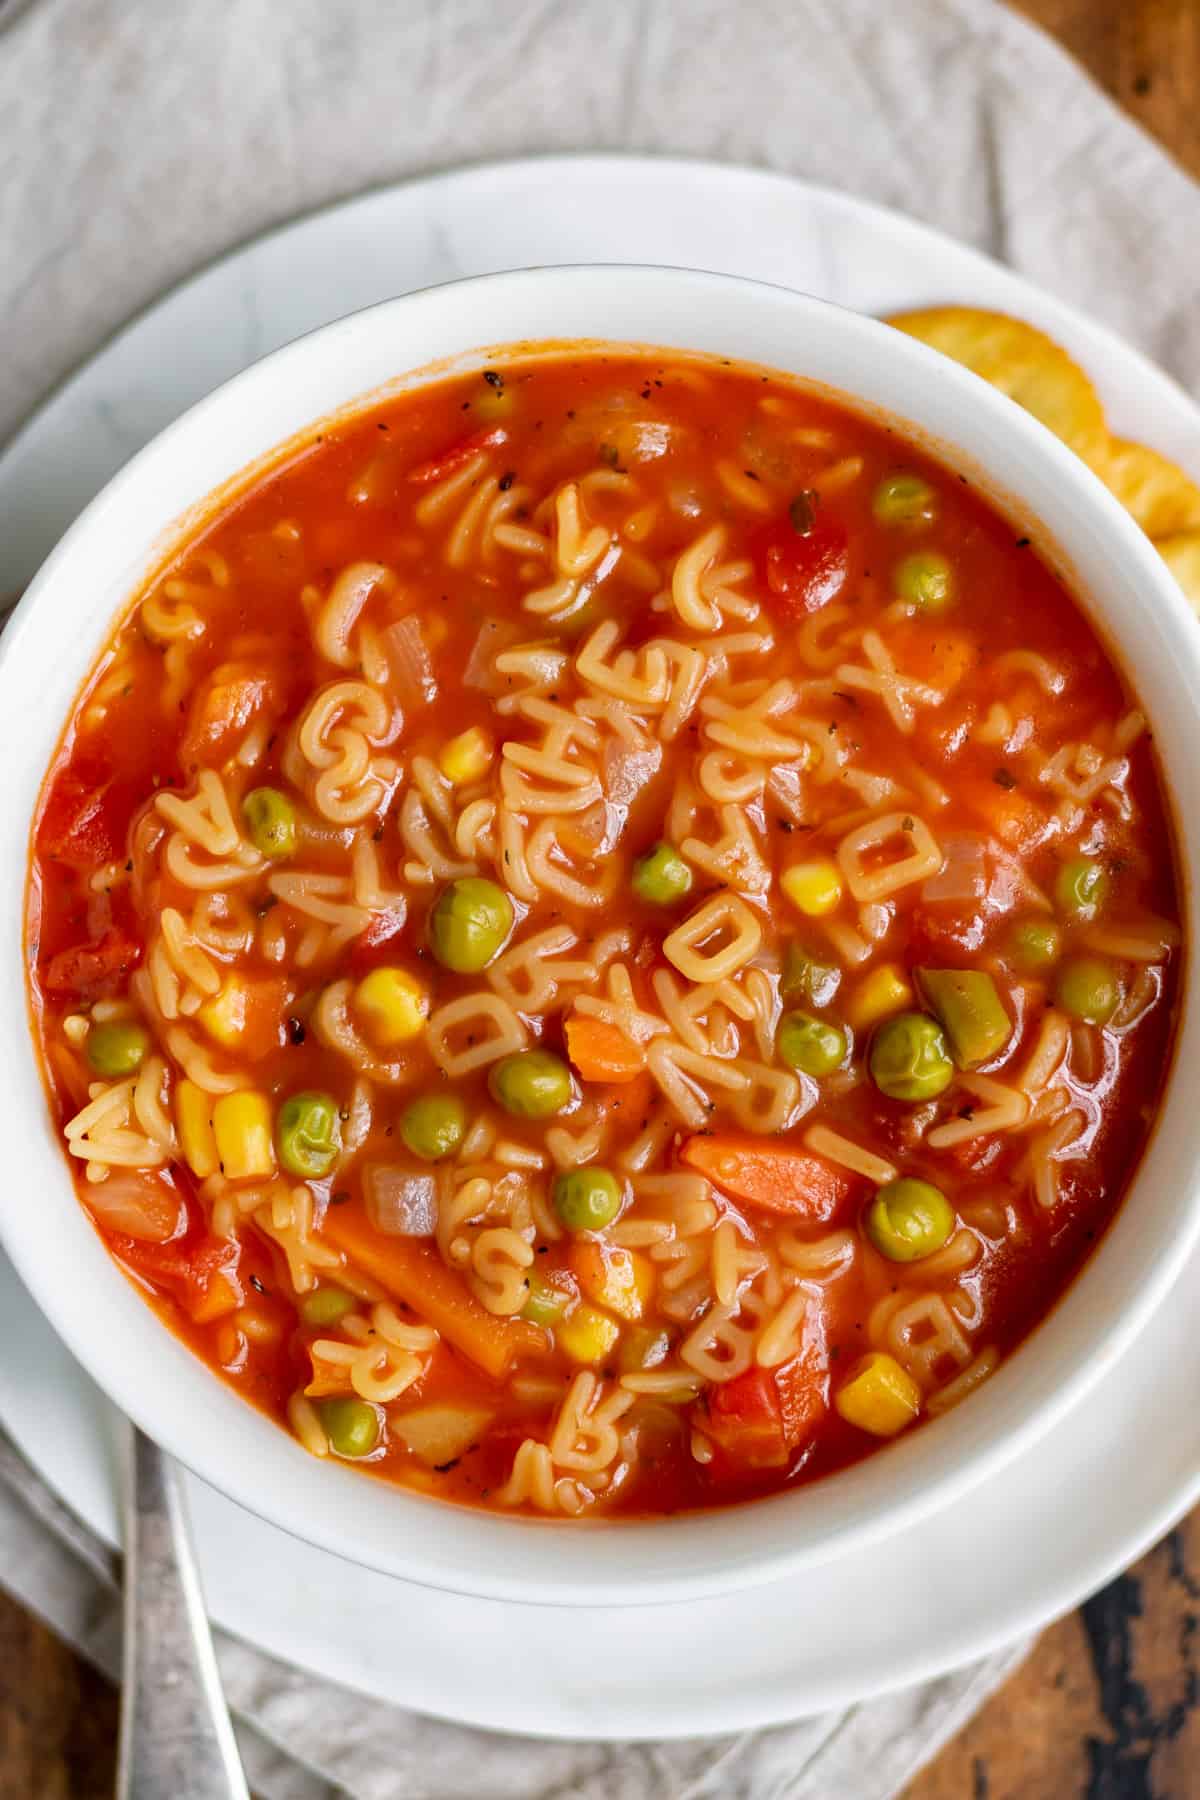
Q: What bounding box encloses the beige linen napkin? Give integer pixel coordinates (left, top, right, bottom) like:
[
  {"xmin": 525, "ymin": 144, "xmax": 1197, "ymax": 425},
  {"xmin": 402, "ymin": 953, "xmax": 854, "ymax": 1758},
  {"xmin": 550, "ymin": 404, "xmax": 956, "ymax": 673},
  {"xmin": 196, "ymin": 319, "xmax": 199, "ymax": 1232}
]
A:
[{"xmin": 1, "ymin": 1, "xmax": 1198, "ymax": 1794}]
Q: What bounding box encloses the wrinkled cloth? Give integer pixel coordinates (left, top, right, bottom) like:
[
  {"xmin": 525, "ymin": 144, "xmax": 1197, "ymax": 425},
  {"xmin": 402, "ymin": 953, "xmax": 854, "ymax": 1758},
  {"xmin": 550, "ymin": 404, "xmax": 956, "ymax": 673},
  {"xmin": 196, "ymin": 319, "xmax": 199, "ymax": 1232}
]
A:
[{"xmin": 2, "ymin": 1, "xmax": 1199, "ymax": 1794}]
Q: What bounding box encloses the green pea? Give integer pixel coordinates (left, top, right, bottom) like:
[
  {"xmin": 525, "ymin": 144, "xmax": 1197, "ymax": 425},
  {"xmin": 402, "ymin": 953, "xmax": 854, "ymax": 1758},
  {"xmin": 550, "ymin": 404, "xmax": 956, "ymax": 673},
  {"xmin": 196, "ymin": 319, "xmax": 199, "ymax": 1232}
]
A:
[
  {"xmin": 318, "ymin": 1397, "xmax": 381, "ymax": 1459},
  {"xmin": 619, "ymin": 1325, "xmax": 671, "ymax": 1375},
  {"xmin": 429, "ymin": 876, "xmax": 514, "ymax": 973},
  {"xmin": 242, "ymin": 786, "xmax": 297, "ymax": 860},
  {"xmin": 632, "ymin": 842, "xmax": 693, "ymax": 906},
  {"xmin": 1055, "ymin": 956, "xmax": 1120, "ymax": 1025},
  {"xmin": 276, "ymin": 1091, "xmax": 342, "ymax": 1179},
  {"xmin": 85, "ymin": 1019, "xmax": 150, "ymax": 1077},
  {"xmin": 1009, "ymin": 917, "xmax": 1062, "ymax": 972},
  {"xmin": 780, "ymin": 944, "xmax": 841, "ymax": 1009},
  {"xmin": 873, "ymin": 472, "xmax": 938, "ymax": 527},
  {"xmin": 553, "ymin": 1165, "xmax": 623, "ymax": 1232},
  {"xmin": 1054, "ymin": 857, "xmax": 1110, "ymax": 921},
  {"xmin": 869, "ymin": 1011, "xmax": 954, "ymax": 1102},
  {"xmin": 521, "ymin": 1270, "xmax": 573, "ymax": 1328},
  {"xmin": 489, "ymin": 1049, "xmax": 573, "ymax": 1119},
  {"xmin": 399, "ymin": 1093, "xmax": 466, "ymax": 1162},
  {"xmin": 777, "ymin": 1009, "xmax": 848, "ymax": 1077},
  {"xmin": 865, "ymin": 1178, "xmax": 956, "ymax": 1263},
  {"xmin": 895, "ymin": 550, "xmax": 954, "ymax": 614},
  {"xmin": 300, "ymin": 1287, "xmax": 356, "ymax": 1328}
]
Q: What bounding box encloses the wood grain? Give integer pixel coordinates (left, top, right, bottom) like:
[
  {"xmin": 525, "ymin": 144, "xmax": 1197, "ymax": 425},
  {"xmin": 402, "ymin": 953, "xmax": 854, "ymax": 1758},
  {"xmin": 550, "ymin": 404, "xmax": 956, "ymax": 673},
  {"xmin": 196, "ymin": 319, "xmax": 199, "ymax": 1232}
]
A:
[
  {"xmin": 905, "ymin": 1512, "xmax": 1200, "ymax": 1798},
  {"xmin": 0, "ymin": 1597, "xmax": 116, "ymax": 1800},
  {"xmin": 1, "ymin": 4, "xmax": 1199, "ymax": 1796},
  {"xmin": 904, "ymin": 9, "xmax": 1200, "ymax": 1782},
  {"xmin": 1007, "ymin": 0, "xmax": 1200, "ymax": 181}
]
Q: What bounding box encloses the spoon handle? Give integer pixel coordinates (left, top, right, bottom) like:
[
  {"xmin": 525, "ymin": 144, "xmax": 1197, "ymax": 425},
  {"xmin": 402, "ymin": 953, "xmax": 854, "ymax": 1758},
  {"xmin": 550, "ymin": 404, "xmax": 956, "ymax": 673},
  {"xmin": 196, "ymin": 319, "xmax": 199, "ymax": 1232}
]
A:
[{"xmin": 117, "ymin": 1428, "xmax": 249, "ymax": 1800}]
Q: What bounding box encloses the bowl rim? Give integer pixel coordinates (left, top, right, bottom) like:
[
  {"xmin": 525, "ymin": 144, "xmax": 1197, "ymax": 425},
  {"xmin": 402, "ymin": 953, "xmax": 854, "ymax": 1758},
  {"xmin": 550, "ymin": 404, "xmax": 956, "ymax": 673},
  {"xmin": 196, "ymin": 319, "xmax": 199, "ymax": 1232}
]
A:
[{"xmin": 3, "ymin": 261, "xmax": 1199, "ymax": 1607}]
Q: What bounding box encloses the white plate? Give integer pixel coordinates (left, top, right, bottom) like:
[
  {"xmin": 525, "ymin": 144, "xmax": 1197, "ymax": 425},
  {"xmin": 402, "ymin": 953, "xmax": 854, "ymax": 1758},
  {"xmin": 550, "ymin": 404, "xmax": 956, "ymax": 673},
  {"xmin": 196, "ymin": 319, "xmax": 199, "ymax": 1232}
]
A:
[{"xmin": 1, "ymin": 154, "xmax": 1198, "ymax": 1740}]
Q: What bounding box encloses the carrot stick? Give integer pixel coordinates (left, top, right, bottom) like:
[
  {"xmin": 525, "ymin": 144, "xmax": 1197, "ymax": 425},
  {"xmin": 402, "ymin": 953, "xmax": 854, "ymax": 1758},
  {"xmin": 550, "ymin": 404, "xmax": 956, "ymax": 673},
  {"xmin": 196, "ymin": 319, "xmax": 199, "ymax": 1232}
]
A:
[
  {"xmin": 679, "ymin": 1135, "xmax": 857, "ymax": 1220},
  {"xmin": 564, "ymin": 1014, "xmax": 647, "ymax": 1083},
  {"xmin": 321, "ymin": 1200, "xmax": 545, "ymax": 1379}
]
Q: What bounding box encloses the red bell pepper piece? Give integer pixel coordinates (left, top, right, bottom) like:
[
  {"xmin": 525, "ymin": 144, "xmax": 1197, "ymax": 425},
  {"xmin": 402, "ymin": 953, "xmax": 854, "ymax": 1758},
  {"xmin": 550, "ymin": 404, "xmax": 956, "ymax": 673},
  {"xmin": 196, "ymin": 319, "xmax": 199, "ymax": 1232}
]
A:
[{"xmin": 407, "ymin": 427, "xmax": 508, "ymax": 486}]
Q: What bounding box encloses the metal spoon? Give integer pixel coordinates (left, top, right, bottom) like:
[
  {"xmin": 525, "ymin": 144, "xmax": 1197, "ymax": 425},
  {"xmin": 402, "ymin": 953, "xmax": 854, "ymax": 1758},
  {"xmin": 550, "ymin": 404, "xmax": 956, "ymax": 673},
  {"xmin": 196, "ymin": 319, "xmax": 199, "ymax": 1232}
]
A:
[{"xmin": 117, "ymin": 1427, "xmax": 249, "ymax": 1800}]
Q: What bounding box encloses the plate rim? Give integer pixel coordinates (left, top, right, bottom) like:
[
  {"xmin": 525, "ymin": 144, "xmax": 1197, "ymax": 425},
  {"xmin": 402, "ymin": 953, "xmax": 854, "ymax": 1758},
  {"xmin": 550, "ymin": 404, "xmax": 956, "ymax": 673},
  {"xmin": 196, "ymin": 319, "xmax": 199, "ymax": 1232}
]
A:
[{"xmin": 2, "ymin": 149, "xmax": 1199, "ymax": 1739}]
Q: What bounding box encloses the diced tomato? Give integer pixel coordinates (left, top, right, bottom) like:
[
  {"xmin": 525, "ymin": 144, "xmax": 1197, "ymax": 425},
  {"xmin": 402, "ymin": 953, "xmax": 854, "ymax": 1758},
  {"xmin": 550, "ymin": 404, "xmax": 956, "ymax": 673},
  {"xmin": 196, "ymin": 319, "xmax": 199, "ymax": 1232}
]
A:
[
  {"xmin": 406, "ymin": 427, "xmax": 508, "ymax": 486},
  {"xmin": 704, "ymin": 1338, "xmax": 830, "ymax": 1473},
  {"xmin": 37, "ymin": 768, "xmax": 124, "ymax": 869},
  {"xmin": 704, "ymin": 1368, "xmax": 789, "ymax": 1469},
  {"xmin": 348, "ymin": 906, "xmax": 409, "ymax": 975},
  {"xmin": 959, "ymin": 776, "xmax": 1050, "ymax": 854},
  {"xmin": 180, "ymin": 662, "xmax": 280, "ymax": 768},
  {"xmin": 944, "ymin": 1135, "xmax": 1004, "ymax": 1174},
  {"xmin": 887, "ymin": 621, "xmax": 977, "ymax": 692},
  {"xmin": 42, "ymin": 927, "xmax": 142, "ymax": 999},
  {"xmin": 116, "ymin": 1232, "xmax": 244, "ymax": 1325},
  {"xmin": 775, "ymin": 1340, "xmax": 830, "ymax": 1445},
  {"xmin": 753, "ymin": 508, "xmax": 850, "ymax": 617},
  {"xmin": 907, "ymin": 904, "xmax": 988, "ymax": 960}
]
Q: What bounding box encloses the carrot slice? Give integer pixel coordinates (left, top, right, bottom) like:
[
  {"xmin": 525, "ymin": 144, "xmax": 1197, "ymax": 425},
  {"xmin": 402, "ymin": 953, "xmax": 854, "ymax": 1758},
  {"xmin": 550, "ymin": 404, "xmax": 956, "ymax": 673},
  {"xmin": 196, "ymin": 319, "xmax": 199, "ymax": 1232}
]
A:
[
  {"xmin": 564, "ymin": 1014, "xmax": 647, "ymax": 1084},
  {"xmin": 320, "ymin": 1200, "xmax": 545, "ymax": 1379},
  {"xmin": 679, "ymin": 1136, "xmax": 857, "ymax": 1220}
]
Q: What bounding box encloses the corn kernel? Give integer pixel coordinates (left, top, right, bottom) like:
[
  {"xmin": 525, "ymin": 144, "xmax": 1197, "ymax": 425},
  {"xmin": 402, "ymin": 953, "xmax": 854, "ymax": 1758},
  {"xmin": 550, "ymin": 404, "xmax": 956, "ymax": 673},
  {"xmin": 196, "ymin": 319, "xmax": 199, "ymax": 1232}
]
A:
[
  {"xmin": 571, "ymin": 1242, "xmax": 654, "ymax": 1323},
  {"xmin": 211, "ymin": 1091, "xmax": 275, "ymax": 1181},
  {"xmin": 438, "ymin": 726, "xmax": 494, "ymax": 786},
  {"xmin": 473, "ymin": 384, "xmax": 514, "ymax": 424},
  {"xmin": 353, "ymin": 967, "xmax": 429, "ymax": 1047},
  {"xmin": 781, "ymin": 858, "xmax": 844, "ymax": 917},
  {"xmin": 557, "ymin": 1302, "xmax": 621, "ymax": 1365},
  {"xmin": 197, "ymin": 977, "xmax": 251, "ymax": 1050},
  {"xmin": 845, "ymin": 962, "xmax": 913, "ymax": 1031},
  {"xmin": 176, "ymin": 1078, "xmax": 219, "ymax": 1179},
  {"xmin": 834, "ymin": 1352, "xmax": 921, "ymax": 1436}
]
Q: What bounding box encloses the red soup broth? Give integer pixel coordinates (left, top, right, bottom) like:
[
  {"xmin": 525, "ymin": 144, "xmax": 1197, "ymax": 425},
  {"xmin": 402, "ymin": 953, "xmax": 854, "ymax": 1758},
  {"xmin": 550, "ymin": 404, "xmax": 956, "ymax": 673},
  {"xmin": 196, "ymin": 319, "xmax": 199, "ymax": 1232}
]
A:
[{"xmin": 26, "ymin": 350, "xmax": 1182, "ymax": 1517}]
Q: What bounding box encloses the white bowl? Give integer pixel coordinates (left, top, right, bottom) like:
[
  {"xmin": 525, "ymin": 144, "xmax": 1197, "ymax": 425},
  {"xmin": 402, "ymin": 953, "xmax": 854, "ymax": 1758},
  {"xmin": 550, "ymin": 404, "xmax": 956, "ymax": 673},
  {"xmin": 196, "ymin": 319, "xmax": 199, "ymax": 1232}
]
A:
[{"xmin": 2, "ymin": 266, "xmax": 1198, "ymax": 1607}]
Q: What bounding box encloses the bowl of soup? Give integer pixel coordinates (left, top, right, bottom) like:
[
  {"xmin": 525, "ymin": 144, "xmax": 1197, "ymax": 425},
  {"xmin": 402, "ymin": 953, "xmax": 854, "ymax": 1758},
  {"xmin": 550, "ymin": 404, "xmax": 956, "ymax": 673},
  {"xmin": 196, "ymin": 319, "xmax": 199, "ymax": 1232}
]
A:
[{"xmin": 3, "ymin": 266, "xmax": 1199, "ymax": 1604}]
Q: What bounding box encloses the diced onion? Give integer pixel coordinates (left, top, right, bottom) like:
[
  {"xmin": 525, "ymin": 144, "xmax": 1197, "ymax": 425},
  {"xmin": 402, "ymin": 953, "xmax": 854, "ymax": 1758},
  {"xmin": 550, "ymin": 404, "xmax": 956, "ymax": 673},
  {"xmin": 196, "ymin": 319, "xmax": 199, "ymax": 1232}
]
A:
[
  {"xmin": 603, "ymin": 737, "xmax": 662, "ymax": 808},
  {"xmin": 616, "ymin": 421, "xmax": 676, "ymax": 463},
  {"xmin": 767, "ymin": 761, "xmax": 807, "ymax": 824},
  {"xmin": 383, "ymin": 617, "xmax": 436, "ymax": 709},
  {"xmin": 463, "ymin": 619, "xmax": 520, "ymax": 691},
  {"xmin": 86, "ymin": 1171, "xmax": 185, "ymax": 1244},
  {"xmin": 668, "ymin": 481, "xmax": 704, "ymax": 519},
  {"xmin": 922, "ymin": 833, "xmax": 987, "ymax": 903},
  {"xmin": 364, "ymin": 1167, "xmax": 438, "ymax": 1237}
]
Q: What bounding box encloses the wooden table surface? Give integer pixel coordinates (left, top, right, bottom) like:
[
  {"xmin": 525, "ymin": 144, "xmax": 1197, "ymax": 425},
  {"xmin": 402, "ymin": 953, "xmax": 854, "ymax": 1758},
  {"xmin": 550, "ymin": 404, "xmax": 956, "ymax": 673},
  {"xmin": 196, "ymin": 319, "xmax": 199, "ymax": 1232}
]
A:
[{"xmin": 1, "ymin": 3, "xmax": 1199, "ymax": 1796}]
